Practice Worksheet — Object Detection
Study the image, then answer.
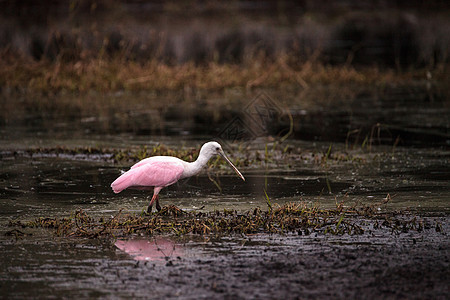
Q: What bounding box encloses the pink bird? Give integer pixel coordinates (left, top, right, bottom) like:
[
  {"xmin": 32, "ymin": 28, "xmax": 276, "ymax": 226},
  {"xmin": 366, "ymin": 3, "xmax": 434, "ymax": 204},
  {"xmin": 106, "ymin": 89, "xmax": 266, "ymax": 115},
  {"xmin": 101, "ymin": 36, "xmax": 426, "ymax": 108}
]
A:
[{"xmin": 111, "ymin": 141, "xmax": 245, "ymax": 213}]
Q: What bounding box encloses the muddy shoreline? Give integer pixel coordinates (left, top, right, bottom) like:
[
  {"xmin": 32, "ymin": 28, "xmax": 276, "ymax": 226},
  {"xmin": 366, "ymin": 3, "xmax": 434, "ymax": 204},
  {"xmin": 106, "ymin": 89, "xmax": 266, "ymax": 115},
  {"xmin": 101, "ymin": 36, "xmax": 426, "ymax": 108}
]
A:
[{"xmin": 2, "ymin": 213, "xmax": 448, "ymax": 299}]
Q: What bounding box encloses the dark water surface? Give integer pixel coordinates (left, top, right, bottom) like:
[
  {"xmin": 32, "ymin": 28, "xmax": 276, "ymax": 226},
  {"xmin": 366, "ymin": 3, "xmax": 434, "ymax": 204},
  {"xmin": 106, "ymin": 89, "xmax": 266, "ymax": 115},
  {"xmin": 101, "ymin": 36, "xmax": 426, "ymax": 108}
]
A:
[
  {"xmin": 0, "ymin": 142, "xmax": 449, "ymax": 298},
  {"xmin": 1, "ymin": 219, "xmax": 448, "ymax": 299},
  {"xmin": 1, "ymin": 89, "xmax": 449, "ymax": 298},
  {"xmin": 1, "ymin": 86, "xmax": 449, "ymax": 148},
  {"xmin": 1, "ymin": 144, "xmax": 449, "ymax": 219}
]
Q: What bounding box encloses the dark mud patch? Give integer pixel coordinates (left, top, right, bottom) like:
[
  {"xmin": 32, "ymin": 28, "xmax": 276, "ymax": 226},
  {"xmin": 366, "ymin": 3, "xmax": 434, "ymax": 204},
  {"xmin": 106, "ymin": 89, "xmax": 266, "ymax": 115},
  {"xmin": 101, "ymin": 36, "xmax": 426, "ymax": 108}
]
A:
[
  {"xmin": 183, "ymin": 232, "xmax": 449, "ymax": 299},
  {"xmin": 1, "ymin": 213, "xmax": 448, "ymax": 299}
]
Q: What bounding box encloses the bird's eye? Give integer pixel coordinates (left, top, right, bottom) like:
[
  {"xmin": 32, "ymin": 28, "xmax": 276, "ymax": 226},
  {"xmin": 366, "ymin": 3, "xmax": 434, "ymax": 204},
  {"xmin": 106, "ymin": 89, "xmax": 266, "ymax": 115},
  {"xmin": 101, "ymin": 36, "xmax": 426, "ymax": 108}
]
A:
[{"xmin": 216, "ymin": 147, "xmax": 220, "ymax": 151}]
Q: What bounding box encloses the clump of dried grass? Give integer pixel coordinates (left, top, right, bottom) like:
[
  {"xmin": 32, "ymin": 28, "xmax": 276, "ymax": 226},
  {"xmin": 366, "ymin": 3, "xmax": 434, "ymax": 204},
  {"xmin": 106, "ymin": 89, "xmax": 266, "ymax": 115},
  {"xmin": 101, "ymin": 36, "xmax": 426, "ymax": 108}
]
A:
[{"xmin": 8, "ymin": 197, "xmax": 442, "ymax": 239}]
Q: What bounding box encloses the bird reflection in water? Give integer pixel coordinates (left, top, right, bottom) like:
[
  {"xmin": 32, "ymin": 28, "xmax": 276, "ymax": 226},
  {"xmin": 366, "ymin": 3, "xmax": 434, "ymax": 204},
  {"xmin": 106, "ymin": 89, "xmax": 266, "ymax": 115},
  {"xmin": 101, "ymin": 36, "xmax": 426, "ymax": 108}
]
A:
[{"xmin": 115, "ymin": 237, "xmax": 184, "ymax": 261}]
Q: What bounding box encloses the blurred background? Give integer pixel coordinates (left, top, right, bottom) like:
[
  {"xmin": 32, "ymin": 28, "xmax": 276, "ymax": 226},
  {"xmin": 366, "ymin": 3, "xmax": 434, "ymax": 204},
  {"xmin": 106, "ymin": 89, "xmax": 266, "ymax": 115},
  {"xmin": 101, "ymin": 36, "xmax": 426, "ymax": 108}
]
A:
[
  {"xmin": 2, "ymin": 0, "xmax": 449, "ymax": 66},
  {"xmin": 0, "ymin": 0, "xmax": 449, "ymax": 147}
]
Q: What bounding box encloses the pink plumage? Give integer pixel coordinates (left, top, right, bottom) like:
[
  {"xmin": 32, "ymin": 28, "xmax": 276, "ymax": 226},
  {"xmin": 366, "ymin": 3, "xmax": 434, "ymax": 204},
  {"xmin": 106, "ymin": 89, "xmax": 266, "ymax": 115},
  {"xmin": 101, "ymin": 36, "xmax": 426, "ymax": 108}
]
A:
[
  {"xmin": 111, "ymin": 158, "xmax": 185, "ymax": 193},
  {"xmin": 110, "ymin": 141, "xmax": 245, "ymax": 213}
]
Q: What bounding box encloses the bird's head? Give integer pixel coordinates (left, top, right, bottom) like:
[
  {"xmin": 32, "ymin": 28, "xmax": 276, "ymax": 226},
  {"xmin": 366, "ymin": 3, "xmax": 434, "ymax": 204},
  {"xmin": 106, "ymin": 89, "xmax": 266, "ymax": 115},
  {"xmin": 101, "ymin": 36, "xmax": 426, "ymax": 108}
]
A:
[
  {"xmin": 200, "ymin": 141, "xmax": 245, "ymax": 181},
  {"xmin": 200, "ymin": 141, "xmax": 223, "ymax": 157}
]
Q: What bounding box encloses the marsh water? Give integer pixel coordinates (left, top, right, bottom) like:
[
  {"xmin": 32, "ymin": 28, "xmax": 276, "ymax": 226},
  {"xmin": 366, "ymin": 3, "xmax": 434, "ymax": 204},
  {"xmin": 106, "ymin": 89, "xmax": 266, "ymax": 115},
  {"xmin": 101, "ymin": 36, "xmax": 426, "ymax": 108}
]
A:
[{"xmin": 1, "ymin": 90, "xmax": 449, "ymax": 299}]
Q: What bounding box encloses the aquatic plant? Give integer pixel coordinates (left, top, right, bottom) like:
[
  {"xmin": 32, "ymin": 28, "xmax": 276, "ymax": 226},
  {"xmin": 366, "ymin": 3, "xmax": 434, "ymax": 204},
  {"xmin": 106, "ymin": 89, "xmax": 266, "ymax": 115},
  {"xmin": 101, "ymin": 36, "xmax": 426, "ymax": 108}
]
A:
[
  {"xmin": 8, "ymin": 198, "xmax": 443, "ymax": 239},
  {"xmin": 1, "ymin": 142, "xmax": 372, "ymax": 172}
]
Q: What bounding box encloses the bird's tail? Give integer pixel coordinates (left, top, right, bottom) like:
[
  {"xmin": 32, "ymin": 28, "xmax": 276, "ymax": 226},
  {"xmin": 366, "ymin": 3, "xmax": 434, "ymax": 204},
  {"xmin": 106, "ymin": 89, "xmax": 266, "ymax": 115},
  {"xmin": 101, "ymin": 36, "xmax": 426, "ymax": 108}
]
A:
[{"xmin": 111, "ymin": 171, "xmax": 134, "ymax": 193}]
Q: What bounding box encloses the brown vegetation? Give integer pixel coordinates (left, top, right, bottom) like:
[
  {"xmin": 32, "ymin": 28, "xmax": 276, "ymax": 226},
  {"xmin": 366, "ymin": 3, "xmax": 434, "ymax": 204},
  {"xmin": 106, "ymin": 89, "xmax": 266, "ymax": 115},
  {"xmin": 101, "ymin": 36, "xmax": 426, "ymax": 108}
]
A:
[
  {"xmin": 1, "ymin": 53, "xmax": 447, "ymax": 95},
  {"xmin": 8, "ymin": 197, "xmax": 443, "ymax": 239}
]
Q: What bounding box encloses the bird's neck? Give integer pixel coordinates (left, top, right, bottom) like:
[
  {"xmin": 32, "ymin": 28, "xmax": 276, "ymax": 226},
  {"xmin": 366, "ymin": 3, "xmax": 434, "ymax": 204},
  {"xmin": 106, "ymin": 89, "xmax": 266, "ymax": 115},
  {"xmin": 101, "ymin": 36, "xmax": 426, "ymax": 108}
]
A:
[{"xmin": 181, "ymin": 154, "xmax": 211, "ymax": 178}]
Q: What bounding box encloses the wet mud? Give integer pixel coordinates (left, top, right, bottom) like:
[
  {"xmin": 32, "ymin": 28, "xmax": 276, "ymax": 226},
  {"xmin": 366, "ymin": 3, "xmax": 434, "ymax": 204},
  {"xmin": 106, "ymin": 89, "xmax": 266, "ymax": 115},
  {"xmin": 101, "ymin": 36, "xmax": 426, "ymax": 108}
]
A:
[{"xmin": 1, "ymin": 220, "xmax": 448, "ymax": 299}]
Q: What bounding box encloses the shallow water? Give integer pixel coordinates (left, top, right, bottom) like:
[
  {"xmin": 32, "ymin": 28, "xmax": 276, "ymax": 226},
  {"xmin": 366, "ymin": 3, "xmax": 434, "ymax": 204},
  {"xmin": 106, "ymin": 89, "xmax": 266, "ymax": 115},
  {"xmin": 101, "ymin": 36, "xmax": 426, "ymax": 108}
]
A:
[
  {"xmin": 1, "ymin": 140, "xmax": 449, "ymax": 298},
  {"xmin": 1, "ymin": 143, "xmax": 449, "ymax": 221},
  {"xmin": 1, "ymin": 87, "xmax": 449, "ymax": 298},
  {"xmin": 1, "ymin": 86, "xmax": 449, "ymax": 149}
]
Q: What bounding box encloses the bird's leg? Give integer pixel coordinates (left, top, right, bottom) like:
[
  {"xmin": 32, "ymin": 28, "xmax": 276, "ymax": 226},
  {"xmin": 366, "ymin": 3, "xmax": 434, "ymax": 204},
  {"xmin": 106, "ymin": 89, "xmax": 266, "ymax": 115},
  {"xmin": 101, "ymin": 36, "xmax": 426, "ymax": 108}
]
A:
[
  {"xmin": 147, "ymin": 187, "xmax": 163, "ymax": 214},
  {"xmin": 155, "ymin": 195, "xmax": 162, "ymax": 212},
  {"xmin": 147, "ymin": 193, "xmax": 158, "ymax": 214},
  {"xmin": 147, "ymin": 187, "xmax": 162, "ymax": 214}
]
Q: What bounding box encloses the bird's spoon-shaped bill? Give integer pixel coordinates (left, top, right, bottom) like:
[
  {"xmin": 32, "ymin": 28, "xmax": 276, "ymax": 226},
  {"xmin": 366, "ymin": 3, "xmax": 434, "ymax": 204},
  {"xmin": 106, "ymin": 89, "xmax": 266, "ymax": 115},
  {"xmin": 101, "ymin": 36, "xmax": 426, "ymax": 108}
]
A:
[{"xmin": 219, "ymin": 151, "xmax": 245, "ymax": 181}]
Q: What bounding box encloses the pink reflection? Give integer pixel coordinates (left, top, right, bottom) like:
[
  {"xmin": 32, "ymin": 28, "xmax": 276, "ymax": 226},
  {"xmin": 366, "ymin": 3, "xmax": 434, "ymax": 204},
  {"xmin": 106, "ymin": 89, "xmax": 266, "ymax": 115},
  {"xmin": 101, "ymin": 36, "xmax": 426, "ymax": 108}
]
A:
[{"xmin": 115, "ymin": 237, "xmax": 184, "ymax": 261}]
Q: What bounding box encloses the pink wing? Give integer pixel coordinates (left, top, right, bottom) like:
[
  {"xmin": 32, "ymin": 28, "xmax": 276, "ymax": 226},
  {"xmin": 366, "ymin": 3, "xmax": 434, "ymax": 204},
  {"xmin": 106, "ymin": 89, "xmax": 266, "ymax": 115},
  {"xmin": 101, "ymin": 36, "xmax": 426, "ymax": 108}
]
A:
[
  {"xmin": 111, "ymin": 160, "xmax": 184, "ymax": 193},
  {"xmin": 130, "ymin": 157, "xmax": 154, "ymax": 169}
]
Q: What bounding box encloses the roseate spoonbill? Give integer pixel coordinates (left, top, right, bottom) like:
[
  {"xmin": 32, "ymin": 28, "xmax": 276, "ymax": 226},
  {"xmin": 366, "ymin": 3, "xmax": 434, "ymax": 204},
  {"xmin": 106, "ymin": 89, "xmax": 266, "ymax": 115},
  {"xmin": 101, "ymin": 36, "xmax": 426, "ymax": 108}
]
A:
[{"xmin": 111, "ymin": 141, "xmax": 245, "ymax": 213}]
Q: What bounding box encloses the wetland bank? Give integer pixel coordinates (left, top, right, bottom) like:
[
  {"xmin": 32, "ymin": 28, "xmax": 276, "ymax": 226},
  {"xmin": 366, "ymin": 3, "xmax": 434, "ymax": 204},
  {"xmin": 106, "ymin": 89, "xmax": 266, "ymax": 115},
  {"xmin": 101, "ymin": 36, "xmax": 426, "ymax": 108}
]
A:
[
  {"xmin": 1, "ymin": 141, "xmax": 449, "ymax": 299},
  {"xmin": 1, "ymin": 1, "xmax": 450, "ymax": 299}
]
